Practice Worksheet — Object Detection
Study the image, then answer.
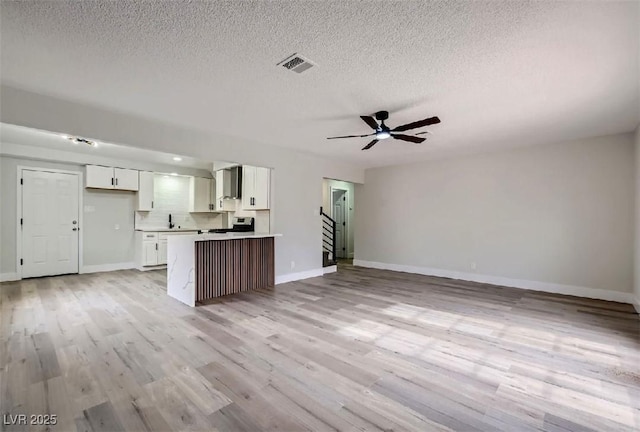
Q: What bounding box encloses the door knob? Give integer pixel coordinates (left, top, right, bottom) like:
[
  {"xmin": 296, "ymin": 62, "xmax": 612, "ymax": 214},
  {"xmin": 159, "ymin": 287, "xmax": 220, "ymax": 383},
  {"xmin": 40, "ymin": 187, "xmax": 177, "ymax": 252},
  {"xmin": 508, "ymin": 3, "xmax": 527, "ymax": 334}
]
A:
[
  {"xmin": 72, "ymin": 228, "xmax": 77, "ymax": 231},
  {"xmin": 72, "ymin": 220, "xmax": 77, "ymax": 224}
]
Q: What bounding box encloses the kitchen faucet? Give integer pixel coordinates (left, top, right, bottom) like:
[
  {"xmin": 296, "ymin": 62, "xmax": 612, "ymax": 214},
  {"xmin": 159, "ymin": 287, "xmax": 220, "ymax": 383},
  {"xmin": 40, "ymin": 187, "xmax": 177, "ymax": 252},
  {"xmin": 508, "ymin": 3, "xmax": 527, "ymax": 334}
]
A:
[{"xmin": 169, "ymin": 214, "xmax": 175, "ymax": 229}]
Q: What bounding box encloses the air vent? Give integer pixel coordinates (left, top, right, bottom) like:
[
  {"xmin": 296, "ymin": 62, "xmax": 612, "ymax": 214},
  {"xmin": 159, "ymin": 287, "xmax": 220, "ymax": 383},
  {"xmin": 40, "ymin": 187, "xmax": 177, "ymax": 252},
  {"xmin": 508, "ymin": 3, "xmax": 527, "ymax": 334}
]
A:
[{"xmin": 278, "ymin": 53, "xmax": 315, "ymax": 74}]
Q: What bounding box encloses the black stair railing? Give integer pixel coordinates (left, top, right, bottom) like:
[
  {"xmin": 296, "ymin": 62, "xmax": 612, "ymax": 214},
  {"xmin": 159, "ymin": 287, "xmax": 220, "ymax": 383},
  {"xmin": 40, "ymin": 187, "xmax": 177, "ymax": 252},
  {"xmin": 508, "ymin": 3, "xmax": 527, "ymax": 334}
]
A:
[{"xmin": 320, "ymin": 207, "xmax": 336, "ymax": 262}]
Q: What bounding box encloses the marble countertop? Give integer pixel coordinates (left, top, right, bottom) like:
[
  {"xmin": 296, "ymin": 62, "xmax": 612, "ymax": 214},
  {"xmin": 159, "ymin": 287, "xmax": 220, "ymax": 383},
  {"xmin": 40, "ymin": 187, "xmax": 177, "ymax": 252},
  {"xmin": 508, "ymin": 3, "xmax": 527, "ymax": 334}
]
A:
[
  {"xmin": 135, "ymin": 227, "xmax": 202, "ymax": 232},
  {"xmin": 169, "ymin": 232, "xmax": 282, "ymax": 242}
]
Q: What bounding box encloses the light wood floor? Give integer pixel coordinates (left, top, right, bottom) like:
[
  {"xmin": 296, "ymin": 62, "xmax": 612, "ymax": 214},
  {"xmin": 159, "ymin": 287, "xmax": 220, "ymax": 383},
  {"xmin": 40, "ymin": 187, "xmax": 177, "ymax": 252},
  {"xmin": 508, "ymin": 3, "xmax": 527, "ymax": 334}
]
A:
[{"xmin": 1, "ymin": 266, "xmax": 639, "ymax": 431}]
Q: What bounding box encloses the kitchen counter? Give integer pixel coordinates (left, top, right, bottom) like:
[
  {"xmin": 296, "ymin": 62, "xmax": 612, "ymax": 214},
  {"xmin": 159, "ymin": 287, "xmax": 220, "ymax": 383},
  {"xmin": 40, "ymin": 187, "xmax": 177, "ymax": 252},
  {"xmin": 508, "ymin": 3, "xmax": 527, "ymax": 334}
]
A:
[
  {"xmin": 135, "ymin": 227, "xmax": 201, "ymax": 232},
  {"xmin": 167, "ymin": 232, "xmax": 281, "ymax": 306},
  {"xmin": 185, "ymin": 232, "xmax": 281, "ymax": 241}
]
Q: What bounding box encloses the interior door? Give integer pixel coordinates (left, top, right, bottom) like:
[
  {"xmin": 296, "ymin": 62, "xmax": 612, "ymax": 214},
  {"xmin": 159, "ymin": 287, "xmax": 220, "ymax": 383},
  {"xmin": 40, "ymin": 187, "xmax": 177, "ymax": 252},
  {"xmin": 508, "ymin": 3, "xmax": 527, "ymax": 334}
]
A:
[
  {"xmin": 22, "ymin": 170, "xmax": 80, "ymax": 278},
  {"xmin": 333, "ymin": 190, "xmax": 347, "ymax": 259}
]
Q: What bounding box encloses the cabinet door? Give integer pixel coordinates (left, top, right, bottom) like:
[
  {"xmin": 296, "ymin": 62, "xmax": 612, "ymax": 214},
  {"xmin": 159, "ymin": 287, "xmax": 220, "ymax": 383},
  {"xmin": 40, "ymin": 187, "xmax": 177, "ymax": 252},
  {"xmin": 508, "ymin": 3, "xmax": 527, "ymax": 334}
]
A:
[
  {"xmin": 215, "ymin": 170, "xmax": 225, "ymax": 200},
  {"xmin": 114, "ymin": 168, "xmax": 139, "ymax": 191},
  {"xmin": 242, "ymin": 165, "xmax": 256, "ymax": 209},
  {"xmin": 85, "ymin": 165, "xmax": 115, "ymax": 189},
  {"xmin": 137, "ymin": 171, "xmax": 154, "ymax": 211},
  {"xmin": 189, "ymin": 177, "xmax": 213, "ymax": 212},
  {"xmin": 143, "ymin": 241, "xmax": 158, "ymax": 266},
  {"xmin": 158, "ymin": 240, "xmax": 168, "ymax": 265},
  {"xmin": 253, "ymin": 167, "xmax": 270, "ymax": 210}
]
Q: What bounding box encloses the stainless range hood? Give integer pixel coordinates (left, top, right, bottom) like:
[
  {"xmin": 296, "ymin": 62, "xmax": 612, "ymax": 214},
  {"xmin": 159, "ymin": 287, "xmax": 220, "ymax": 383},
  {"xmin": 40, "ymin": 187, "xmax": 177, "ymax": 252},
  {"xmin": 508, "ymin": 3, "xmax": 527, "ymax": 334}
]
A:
[{"xmin": 215, "ymin": 166, "xmax": 242, "ymax": 199}]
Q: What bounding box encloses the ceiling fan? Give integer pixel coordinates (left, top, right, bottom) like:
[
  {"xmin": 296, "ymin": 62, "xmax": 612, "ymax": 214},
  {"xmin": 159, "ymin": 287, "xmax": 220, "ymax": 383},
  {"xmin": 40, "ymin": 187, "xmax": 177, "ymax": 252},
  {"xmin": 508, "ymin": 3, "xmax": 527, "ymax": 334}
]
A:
[{"xmin": 326, "ymin": 110, "xmax": 441, "ymax": 150}]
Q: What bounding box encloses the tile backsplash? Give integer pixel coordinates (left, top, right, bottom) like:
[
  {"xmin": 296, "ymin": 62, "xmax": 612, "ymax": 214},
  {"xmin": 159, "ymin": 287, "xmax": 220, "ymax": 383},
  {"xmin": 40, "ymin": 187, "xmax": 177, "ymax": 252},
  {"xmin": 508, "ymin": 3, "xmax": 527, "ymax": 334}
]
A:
[{"xmin": 134, "ymin": 174, "xmax": 223, "ymax": 230}]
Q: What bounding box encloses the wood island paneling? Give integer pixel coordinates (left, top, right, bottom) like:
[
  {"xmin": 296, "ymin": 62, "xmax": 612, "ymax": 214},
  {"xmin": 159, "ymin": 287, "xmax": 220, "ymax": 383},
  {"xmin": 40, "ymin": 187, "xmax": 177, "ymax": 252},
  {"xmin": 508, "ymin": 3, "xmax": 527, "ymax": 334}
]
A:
[{"xmin": 195, "ymin": 237, "xmax": 274, "ymax": 302}]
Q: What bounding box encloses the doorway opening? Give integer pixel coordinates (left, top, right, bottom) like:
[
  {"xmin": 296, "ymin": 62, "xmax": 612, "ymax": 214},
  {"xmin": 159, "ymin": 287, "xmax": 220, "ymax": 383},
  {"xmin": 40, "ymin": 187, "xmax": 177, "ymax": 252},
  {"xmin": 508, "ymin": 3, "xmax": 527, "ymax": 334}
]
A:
[{"xmin": 322, "ymin": 178, "xmax": 355, "ymax": 270}]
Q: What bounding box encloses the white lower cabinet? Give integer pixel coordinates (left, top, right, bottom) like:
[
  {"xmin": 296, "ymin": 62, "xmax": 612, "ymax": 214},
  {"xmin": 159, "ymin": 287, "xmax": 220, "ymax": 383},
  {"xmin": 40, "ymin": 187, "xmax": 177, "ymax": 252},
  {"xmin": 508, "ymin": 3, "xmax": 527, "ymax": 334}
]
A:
[
  {"xmin": 143, "ymin": 240, "xmax": 158, "ymax": 266},
  {"xmin": 136, "ymin": 231, "xmax": 195, "ymax": 268}
]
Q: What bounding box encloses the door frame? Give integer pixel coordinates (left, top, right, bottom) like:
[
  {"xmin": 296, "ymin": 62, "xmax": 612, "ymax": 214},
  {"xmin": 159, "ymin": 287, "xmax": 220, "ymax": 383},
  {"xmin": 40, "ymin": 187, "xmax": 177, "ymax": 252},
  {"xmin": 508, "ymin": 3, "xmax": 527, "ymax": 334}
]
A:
[
  {"xmin": 330, "ymin": 186, "xmax": 349, "ymax": 259},
  {"xmin": 16, "ymin": 166, "xmax": 84, "ymax": 280}
]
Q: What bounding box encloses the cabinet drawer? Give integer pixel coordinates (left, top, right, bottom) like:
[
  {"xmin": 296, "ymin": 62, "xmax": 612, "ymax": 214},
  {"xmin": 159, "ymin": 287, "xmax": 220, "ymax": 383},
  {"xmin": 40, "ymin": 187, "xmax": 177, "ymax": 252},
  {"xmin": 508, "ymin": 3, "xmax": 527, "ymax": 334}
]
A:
[{"xmin": 142, "ymin": 232, "xmax": 158, "ymax": 240}]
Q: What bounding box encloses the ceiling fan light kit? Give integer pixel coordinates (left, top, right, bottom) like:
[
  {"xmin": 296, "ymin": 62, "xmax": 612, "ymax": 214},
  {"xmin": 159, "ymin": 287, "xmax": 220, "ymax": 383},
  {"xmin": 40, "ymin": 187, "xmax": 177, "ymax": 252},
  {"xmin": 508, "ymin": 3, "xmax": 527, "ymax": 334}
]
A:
[{"xmin": 327, "ymin": 110, "xmax": 440, "ymax": 150}]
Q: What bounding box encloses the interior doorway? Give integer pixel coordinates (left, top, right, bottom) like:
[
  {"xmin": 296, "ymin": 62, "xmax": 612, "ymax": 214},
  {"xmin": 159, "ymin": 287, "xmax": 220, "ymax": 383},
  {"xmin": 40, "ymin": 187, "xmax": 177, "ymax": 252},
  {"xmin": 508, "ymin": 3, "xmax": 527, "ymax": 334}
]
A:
[
  {"xmin": 19, "ymin": 167, "xmax": 81, "ymax": 278},
  {"xmin": 322, "ymin": 178, "xmax": 355, "ymax": 270},
  {"xmin": 331, "ymin": 188, "xmax": 347, "ymax": 259}
]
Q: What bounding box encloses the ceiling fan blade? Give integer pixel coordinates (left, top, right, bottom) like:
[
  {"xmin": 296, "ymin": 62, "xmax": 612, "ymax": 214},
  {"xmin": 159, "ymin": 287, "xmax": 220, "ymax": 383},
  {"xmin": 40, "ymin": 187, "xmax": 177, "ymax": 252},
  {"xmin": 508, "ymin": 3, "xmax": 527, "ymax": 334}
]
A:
[
  {"xmin": 392, "ymin": 134, "xmax": 426, "ymax": 143},
  {"xmin": 361, "ymin": 139, "xmax": 378, "ymax": 150},
  {"xmin": 360, "ymin": 115, "xmax": 379, "ymax": 130},
  {"xmin": 391, "ymin": 116, "xmax": 440, "ymax": 132},
  {"xmin": 415, "ymin": 131, "xmax": 430, "ymax": 135},
  {"xmin": 326, "ymin": 133, "xmax": 374, "ymax": 140}
]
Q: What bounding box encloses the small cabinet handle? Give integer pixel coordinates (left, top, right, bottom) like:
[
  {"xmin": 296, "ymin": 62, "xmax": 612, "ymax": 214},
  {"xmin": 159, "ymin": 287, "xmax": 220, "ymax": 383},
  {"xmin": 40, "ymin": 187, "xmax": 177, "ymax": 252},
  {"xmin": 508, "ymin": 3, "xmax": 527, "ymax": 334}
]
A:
[
  {"xmin": 111, "ymin": 177, "xmax": 114, "ymax": 186},
  {"xmin": 155, "ymin": 243, "xmax": 158, "ymax": 250},
  {"xmin": 72, "ymin": 228, "xmax": 77, "ymax": 231},
  {"xmin": 151, "ymin": 201, "xmax": 154, "ymax": 209},
  {"xmin": 115, "ymin": 178, "xmax": 118, "ymax": 186}
]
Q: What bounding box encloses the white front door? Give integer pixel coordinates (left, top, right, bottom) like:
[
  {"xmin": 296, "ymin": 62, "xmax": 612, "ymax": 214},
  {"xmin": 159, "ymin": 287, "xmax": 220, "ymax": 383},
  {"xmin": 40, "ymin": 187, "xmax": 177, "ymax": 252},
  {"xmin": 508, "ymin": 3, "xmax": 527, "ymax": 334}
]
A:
[
  {"xmin": 22, "ymin": 170, "xmax": 80, "ymax": 278},
  {"xmin": 333, "ymin": 190, "xmax": 347, "ymax": 259}
]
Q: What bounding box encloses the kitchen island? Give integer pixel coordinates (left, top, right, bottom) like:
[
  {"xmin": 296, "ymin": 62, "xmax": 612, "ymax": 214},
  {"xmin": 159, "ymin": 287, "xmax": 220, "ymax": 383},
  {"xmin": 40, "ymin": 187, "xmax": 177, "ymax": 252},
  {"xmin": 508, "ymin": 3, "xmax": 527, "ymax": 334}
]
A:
[{"xmin": 167, "ymin": 232, "xmax": 282, "ymax": 306}]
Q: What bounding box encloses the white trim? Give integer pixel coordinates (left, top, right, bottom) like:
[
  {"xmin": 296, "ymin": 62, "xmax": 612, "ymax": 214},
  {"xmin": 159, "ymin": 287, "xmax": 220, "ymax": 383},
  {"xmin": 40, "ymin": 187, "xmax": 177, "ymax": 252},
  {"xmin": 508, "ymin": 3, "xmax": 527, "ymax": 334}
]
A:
[
  {"xmin": 275, "ymin": 268, "xmax": 324, "ymax": 285},
  {"xmin": 136, "ymin": 264, "xmax": 167, "ymax": 272},
  {"xmin": 632, "ymin": 296, "xmax": 640, "ymax": 315},
  {"xmin": 0, "ymin": 273, "xmax": 20, "ymax": 283},
  {"xmin": 17, "ymin": 165, "xmax": 84, "ymax": 280},
  {"xmin": 81, "ymin": 262, "xmax": 136, "ymax": 274},
  {"xmin": 353, "ymin": 260, "xmax": 635, "ymax": 304},
  {"xmin": 323, "ymin": 265, "xmax": 337, "ymax": 274}
]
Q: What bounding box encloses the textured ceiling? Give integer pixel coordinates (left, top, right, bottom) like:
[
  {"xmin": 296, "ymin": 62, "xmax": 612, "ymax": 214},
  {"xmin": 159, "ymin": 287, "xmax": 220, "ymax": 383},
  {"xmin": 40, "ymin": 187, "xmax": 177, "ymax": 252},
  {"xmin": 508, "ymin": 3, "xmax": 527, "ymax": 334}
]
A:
[{"xmin": 1, "ymin": 1, "xmax": 638, "ymax": 167}]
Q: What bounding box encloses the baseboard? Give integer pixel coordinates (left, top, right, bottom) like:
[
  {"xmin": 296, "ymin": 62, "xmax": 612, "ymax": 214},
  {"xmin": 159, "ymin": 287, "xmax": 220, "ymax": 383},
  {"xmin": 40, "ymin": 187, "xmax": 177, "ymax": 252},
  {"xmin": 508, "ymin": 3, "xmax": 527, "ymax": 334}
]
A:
[
  {"xmin": 136, "ymin": 265, "xmax": 167, "ymax": 272},
  {"xmin": 275, "ymin": 268, "xmax": 324, "ymax": 285},
  {"xmin": 632, "ymin": 296, "xmax": 640, "ymax": 315},
  {"xmin": 323, "ymin": 265, "xmax": 337, "ymax": 274},
  {"xmin": 81, "ymin": 262, "xmax": 136, "ymax": 274},
  {"xmin": 353, "ymin": 260, "xmax": 635, "ymax": 304},
  {"xmin": 0, "ymin": 272, "xmax": 20, "ymax": 282}
]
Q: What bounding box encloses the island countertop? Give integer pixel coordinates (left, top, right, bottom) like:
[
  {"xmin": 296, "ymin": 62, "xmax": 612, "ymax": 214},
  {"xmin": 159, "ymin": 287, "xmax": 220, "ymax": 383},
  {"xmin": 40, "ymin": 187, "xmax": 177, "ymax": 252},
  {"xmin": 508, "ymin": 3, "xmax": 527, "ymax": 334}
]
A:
[{"xmin": 186, "ymin": 232, "xmax": 282, "ymax": 241}]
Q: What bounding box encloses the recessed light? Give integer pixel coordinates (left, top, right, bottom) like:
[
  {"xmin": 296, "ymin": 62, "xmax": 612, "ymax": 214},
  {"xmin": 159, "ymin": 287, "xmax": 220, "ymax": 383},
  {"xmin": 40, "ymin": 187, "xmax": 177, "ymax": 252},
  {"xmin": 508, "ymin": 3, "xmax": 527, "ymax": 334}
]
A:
[
  {"xmin": 173, "ymin": 157, "xmax": 182, "ymax": 162},
  {"xmin": 61, "ymin": 134, "xmax": 70, "ymax": 140},
  {"xmin": 170, "ymin": 172, "xmax": 178, "ymax": 176}
]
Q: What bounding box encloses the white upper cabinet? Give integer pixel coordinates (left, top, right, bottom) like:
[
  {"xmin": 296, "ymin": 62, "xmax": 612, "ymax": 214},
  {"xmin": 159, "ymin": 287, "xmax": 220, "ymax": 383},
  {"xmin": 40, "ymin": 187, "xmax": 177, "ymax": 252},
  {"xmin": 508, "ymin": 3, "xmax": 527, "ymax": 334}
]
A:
[
  {"xmin": 86, "ymin": 165, "xmax": 139, "ymax": 191},
  {"xmin": 85, "ymin": 165, "xmax": 114, "ymax": 189},
  {"xmin": 137, "ymin": 171, "xmax": 154, "ymax": 211},
  {"xmin": 188, "ymin": 176, "xmax": 215, "ymax": 212},
  {"xmin": 114, "ymin": 168, "xmax": 139, "ymax": 191},
  {"xmin": 242, "ymin": 165, "xmax": 270, "ymax": 210}
]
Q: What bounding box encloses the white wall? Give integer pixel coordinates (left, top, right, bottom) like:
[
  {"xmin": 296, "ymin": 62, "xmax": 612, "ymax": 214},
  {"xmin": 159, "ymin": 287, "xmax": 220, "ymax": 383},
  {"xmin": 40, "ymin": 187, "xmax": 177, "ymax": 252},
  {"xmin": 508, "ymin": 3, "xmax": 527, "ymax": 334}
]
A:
[
  {"xmin": 322, "ymin": 178, "xmax": 355, "ymax": 258},
  {"xmin": 0, "ymin": 87, "xmax": 365, "ymax": 280},
  {"xmin": 356, "ymin": 133, "xmax": 635, "ymax": 298},
  {"xmin": 0, "ymin": 156, "xmax": 138, "ymax": 274},
  {"xmin": 634, "ymin": 125, "xmax": 640, "ymax": 311}
]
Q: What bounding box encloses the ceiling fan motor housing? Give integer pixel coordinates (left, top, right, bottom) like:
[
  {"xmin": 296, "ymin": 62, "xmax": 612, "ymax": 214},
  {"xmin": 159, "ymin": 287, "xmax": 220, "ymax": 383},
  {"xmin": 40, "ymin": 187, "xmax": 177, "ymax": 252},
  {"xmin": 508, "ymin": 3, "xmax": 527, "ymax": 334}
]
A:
[{"xmin": 375, "ymin": 111, "xmax": 389, "ymax": 121}]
